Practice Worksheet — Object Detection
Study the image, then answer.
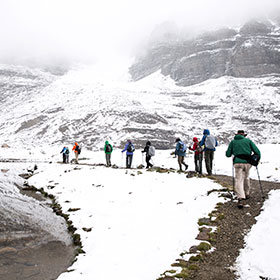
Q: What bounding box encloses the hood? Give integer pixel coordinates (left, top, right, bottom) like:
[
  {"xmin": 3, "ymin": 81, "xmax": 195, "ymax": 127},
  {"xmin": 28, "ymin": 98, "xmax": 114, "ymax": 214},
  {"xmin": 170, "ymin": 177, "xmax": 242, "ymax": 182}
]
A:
[
  {"xmin": 203, "ymin": 129, "xmax": 210, "ymax": 135},
  {"xmin": 234, "ymin": 134, "xmax": 245, "ymax": 140},
  {"xmin": 193, "ymin": 137, "xmax": 198, "ymax": 142},
  {"xmin": 105, "ymin": 141, "xmax": 109, "ymax": 145},
  {"xmin": 75, "ymin": 142, "xmax": 78, "ymax": 145}
]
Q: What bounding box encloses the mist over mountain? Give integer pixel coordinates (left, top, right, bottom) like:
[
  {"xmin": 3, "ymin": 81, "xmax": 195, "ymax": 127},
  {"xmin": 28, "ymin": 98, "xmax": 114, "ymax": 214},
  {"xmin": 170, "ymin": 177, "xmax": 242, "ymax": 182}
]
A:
[
  {"xmin": 1, "ymin": 4, "xmax": 280, "ymax": 150},
  {"xmin": 130, "ymin": 15, "xmax": 280, "ymax": 86}
]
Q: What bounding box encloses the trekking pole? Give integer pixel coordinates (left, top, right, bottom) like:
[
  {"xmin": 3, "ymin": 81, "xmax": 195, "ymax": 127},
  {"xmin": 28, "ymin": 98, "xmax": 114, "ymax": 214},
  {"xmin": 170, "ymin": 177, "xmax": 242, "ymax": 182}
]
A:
[
  {"xmin": 232, "ymin": 161, "xmax": 235, "ymax": 190},
  {"xmin": 227, "ymin": 160, "xmax": 234, "ymax": 201},
  {"xmin": 213, "ymin": 158, "xmax": 216, "ymax": 175},
  {"xmin": 256, "ymin": 166, "xmax": 265, "ymax": 200}
]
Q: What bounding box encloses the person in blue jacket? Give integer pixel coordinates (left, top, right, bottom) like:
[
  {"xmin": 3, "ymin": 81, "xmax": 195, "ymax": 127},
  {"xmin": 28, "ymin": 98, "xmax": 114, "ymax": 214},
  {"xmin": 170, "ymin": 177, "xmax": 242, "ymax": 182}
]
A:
[
  {"xmin": 121, "ymin": 140, "xmax": 135, "ymax": 168},
  {"xmin": 175, "ymin": 138, "xmax": 188, "ymax": 171},
  {"xmin": 199, "ymin": 129, "xmax": 218, "ymax": 175}
]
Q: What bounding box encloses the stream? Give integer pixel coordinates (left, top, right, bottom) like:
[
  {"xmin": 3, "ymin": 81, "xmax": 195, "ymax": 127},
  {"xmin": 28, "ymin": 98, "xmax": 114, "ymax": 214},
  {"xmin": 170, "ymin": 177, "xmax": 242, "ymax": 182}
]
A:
[{"xmin": 0, "ymin": 162, "xmax": 75, "ymax": 280}]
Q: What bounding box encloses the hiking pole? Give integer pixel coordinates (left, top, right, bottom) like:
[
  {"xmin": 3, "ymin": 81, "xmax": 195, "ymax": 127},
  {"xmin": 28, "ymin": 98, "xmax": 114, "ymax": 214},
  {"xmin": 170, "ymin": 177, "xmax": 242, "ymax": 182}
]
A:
[
  {"xmin": 232, "ymin": 161, "xmax": 235, "ymax": 189},
  {"xmin": 256, "ymin": 166, "xmax": 265, "ymax": 200},
  {"xmin": 213, "ymin": 158, "xmax": 216, "ymax": 175},
  {"xmin": 228, "ymin": 160, "xmax": 234, "ymax": 201}
]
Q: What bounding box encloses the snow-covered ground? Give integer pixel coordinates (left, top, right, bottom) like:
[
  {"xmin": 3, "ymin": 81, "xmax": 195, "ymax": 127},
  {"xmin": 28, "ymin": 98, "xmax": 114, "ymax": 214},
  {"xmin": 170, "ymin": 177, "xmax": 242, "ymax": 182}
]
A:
[
  {"xmin": 1, "ymin": 63, "xmax": 280, "ymax": 279},
  {"xmin": 1, "ymin": 143, "xmax": 280, "ymax": 279}
]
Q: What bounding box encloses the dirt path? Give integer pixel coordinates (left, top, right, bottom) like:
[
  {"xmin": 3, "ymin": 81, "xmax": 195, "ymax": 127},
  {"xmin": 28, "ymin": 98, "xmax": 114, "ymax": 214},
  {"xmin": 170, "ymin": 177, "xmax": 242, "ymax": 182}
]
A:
[{"xmin": 188, "ymin": 174, "xmax": 280, "ymax": 280}]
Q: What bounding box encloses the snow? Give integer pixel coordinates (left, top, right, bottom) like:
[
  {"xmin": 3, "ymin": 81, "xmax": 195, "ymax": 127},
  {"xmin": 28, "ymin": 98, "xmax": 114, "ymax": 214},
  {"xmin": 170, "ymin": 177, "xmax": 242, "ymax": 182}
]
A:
[
  {"xmin": 26, "ymin": 149, "xmax": 225, "ymax": 280},
  {"xmin": 0, "ymin": 162, "xmax": 72, "ymax": 245},
  {"xmin": 1, "ymin": 142, "xmax": 279, "ymax": 279},
  {"xmin": 236, "ymin": 190, "xmax": 280, "ymax": 280},
  {"xmin": 1, "ymin": 64, "xmax": 280, "ymax": 279},
  {"xmin": 1, "ymin": 63, "xmax": 280, "ymax": 149}
]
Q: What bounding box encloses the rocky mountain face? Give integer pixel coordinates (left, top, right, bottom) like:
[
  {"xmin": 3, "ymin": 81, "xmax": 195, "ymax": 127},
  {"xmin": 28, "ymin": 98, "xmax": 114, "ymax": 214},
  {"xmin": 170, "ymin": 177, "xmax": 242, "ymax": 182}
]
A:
[
  {"xmin": 129, "ymin": 19, "xmax": 280, "ymax": 86},
  {"xmin": 1, "ymin": 18, "xmax": 280, "ymax": 151}
]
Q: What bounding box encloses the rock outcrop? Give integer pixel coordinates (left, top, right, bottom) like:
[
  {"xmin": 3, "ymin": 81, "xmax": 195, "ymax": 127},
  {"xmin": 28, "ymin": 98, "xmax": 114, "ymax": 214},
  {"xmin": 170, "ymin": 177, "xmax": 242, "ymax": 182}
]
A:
[{"xmin": 130, "ymin": 20, "xmax": 280, "ymax": 86}]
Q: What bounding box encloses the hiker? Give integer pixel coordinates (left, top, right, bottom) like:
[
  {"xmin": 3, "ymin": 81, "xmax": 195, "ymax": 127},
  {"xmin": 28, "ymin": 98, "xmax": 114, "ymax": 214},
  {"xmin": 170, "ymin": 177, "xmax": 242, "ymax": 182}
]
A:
[
  {"xmin": 226, "ymin": 130, "xmax": 261, "ymax": 208},
  {"xmin": 65, "ymin": 147, "xmax": 69, "ymax": 163},
  {"xmin": 121, "ymin": 140, "xmax": 135, "ymax": 168},
  {"xmin": 60, "ymin": 146, "xmax": 67, "ymax": 163},
  {"xmin": 199, "ymin": 129, "xmax": 218, "ymax": 175},
  {"xmin": 60, "ymin": 146, "xmax": 70, "ymax": 163},
  {"xmin": 104, "ymin": 141, "xmax": 113, "ymax": 167},
  {"xmin": 141, "ymin": 141, "xmax": 154, "ymax": 168},
  {"xmin": 72, "ymin": 142, "xmax": 81, "ymax": 164},
  {"xmin": 175, "ymin": 138, "xmax": 188, "ymax": 171},
  {"xmin": 189, "ymin": 137, "xmax": 203, "ymax": 174}
]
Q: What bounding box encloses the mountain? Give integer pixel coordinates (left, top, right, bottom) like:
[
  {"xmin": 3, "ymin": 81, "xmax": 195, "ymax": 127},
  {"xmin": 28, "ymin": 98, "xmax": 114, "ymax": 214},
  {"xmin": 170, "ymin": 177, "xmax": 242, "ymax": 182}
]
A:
[
  {"xmin": 129, "ymin": 18, "xmax": 280, "ymax": 86},
  {"xmin": 0, "ymin": 61, "xmax": 279, "ymax": 151}
]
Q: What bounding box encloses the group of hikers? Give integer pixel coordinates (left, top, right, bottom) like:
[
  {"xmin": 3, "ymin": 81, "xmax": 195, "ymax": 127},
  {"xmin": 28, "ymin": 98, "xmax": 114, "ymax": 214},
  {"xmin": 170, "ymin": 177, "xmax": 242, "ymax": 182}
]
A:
[{"xmin": 60, "ymin": 128, "xmax": 261, "ymax": 209}]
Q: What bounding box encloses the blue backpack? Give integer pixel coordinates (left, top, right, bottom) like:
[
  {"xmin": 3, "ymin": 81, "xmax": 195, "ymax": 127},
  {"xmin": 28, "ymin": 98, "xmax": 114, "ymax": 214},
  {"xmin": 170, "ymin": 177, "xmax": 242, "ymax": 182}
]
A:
[{"xmin": 179, "ymin": 142, "xmax": 187, "ymax": 153}]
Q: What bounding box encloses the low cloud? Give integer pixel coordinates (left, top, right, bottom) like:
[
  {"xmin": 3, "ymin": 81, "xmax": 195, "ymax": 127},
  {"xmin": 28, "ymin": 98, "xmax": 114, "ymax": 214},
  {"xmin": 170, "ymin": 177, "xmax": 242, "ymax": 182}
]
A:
[{"xmin": 0, "ymin": 0, "xmax": 279, "ymax": 69}]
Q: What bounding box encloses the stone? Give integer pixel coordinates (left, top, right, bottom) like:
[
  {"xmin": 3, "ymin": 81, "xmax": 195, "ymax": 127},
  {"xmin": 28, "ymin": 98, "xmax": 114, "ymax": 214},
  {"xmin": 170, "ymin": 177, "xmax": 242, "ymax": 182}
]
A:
[
  {"xmin": 0, "ymin": 247, "xmax": 17, "ymax": 255},
  {"xmin": 1, "ymin": 143, "xmax": 10, "ymax": 148},
  {"xmin": 189, "ymin": 245, "xmax": 198, "ymax": 253}
]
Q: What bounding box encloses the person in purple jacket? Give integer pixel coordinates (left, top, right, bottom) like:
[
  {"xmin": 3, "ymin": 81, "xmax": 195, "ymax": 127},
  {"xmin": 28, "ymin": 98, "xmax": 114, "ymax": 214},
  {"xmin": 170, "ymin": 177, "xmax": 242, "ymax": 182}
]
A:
[{"xmin": 121, "ymin": 140, "xmax": 135, "ymax": 168}]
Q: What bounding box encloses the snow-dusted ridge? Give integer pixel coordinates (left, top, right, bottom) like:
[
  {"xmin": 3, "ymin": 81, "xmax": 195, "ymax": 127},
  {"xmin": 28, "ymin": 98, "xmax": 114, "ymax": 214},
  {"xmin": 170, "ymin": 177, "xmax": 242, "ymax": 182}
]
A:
[{"xmin": 0, "ymin": 64, "xmax": 279, "ymax": 151}]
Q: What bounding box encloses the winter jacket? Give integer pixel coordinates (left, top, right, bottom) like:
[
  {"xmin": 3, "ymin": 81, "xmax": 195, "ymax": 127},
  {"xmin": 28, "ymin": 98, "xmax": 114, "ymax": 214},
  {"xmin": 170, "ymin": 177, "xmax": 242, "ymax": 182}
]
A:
[
  {"xmin": 199, "ymin": 129, "xmax": 218, "ymax": 151},
  {"xmin": 226, "ymin": 134, "xmax": 261, "ymax": 164},
  {"xmin": 104, "ymin": 141, "xmax": 113, "ymax": 154},
  {"xmin": 122, "ymin": 142, "xmax": 134, "ymax": 155},
  {"xmin": 175, "ymin": 141, "xmax": 186, "ymax": 157},
  {"xmin": 142, "ymin": 143, "xmax": 150, "ymax": 155},
  {"xmin": 72, "ymin": 142, "xmax": 79, "ymax": 154},
  {"xmin": 61, "ymin": 147, "xmax": 69, "ymax": 154},
  {"xmin": 189, "ymin": 137, "xmax": 202, "ymax": 155}
]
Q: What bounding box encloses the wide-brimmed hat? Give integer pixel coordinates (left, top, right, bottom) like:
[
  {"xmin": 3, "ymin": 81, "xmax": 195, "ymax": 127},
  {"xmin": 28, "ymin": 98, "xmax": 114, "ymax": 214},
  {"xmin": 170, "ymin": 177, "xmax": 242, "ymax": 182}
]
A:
[{"xmin": 236, "ymin": 130, "xmax": 247, "ymax": 136}]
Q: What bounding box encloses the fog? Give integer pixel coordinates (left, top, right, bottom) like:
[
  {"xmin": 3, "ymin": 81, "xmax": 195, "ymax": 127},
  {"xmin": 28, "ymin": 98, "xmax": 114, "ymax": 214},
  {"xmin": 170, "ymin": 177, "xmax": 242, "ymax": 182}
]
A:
[{"xmin": 1, "ymin": 0, "xmax": 280, "ymax": 69}]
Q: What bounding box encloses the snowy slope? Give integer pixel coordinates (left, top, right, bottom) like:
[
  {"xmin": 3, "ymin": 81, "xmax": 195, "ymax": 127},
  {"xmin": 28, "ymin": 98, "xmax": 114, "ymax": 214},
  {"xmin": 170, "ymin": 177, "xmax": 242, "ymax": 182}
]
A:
[
  {"xmin": 13, "ymin": 144, "xmax": 278, "ymax": 280},
  {"xmin": 0, "ymin": 63, "xmax": 280, "ymax": 151}
]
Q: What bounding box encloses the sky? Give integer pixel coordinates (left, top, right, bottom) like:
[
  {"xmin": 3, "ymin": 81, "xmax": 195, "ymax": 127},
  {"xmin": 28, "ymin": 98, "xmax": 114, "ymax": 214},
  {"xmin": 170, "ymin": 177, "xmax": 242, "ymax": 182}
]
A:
[{"xmin": 1, "ymin": 0, "xmax": 280, "ymax": 67}]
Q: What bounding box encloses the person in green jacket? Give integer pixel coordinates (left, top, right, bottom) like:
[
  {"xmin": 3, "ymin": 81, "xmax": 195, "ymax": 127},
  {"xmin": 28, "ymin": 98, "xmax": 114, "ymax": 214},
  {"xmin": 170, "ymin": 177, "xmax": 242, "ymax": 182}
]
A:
[
  {"xmin": 226, "ymin": 130, "xmax": 261, "ymax": 208},
  {"xmin": 104, "ymin": 141, "xmax": 113, "ymax": 167}
]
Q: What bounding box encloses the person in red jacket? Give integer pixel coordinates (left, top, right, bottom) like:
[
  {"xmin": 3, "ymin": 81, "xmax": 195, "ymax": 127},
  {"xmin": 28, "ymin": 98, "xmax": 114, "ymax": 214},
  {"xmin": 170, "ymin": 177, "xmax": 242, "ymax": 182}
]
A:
[{"xmin": 189, "ymin": 137, "xmax": 203, "ymax": 174}]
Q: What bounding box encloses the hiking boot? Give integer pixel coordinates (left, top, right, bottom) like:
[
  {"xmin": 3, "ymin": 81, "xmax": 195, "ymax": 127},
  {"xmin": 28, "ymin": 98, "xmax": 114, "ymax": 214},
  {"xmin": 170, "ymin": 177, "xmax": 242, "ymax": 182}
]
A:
[
  {"xmin": 245, "ymin": 194, "xmax": 250, "ymax": 200},
  {"xmin": 237, "ymin": 199, "xmax": 244, "ymax": 209}
]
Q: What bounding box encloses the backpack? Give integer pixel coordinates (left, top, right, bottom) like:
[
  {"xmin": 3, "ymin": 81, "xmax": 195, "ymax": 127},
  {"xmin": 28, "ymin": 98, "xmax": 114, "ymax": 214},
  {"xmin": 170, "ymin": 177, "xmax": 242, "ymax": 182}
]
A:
[
  {"xmin": 235, "ymin": 154, "xmax": 260, "ymax": 166},
  {"xmin": 75, "ymin": 145, "xmax": 81, "ymax": 154},
  {"xmin": 250, "ymin": 154, "xmax": 260, "ymax": 166},
  {"xmin": 195, "ymin": 143, "xmax": 203, "ymax": 153},
  {"xmin": 65, "ymin": 148, "xmax": 69, "ymax": 154},
  {"xmin": 127, "ymin": 143, "xmax": 135, "ymax": 153},
  {"xmin": 148, "ymin": 146, "xmax": 155, "ymax": 156},
  {"xmin": 205, "ymin": 135, "xmax": 216, "ymax": 149},
  {"xmin": 179, "ymin": 142, "xmax": 187, "ymax": 153},
  {"xmin": 106, "ymin": 144, "xmax": 112, "ymax": 153}
]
